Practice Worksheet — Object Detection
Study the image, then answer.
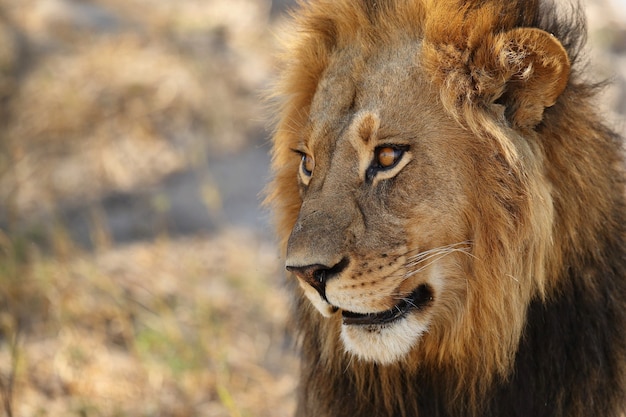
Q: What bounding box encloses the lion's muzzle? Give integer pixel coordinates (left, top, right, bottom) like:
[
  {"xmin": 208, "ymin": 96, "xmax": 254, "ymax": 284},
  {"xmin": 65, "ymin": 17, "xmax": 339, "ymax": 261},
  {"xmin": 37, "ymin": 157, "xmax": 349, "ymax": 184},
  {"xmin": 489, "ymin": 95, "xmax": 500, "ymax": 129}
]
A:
[{"xmin": 286, "ymin": 258, "xmax": 349, "ymax": 303}]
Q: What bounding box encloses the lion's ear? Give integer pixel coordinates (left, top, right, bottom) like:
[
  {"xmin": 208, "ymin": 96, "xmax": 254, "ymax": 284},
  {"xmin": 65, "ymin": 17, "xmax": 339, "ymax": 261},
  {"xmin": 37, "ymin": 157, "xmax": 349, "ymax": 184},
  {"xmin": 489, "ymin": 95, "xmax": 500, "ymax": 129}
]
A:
[{"xmin": 486, "ymin": 28, "xmax": 570, "ymax": 129}]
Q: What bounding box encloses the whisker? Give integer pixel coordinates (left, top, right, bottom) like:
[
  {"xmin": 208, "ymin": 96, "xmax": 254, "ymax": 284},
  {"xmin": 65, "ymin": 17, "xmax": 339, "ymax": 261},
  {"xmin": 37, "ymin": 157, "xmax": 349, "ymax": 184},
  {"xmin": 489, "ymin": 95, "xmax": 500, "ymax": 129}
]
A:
[
  {"xmin": 400, "ymin": 241, "xmax": 476, "ymax": 280},
  {"xmin": 407, "ymin": 246, "xmax": 474, "ymax": 267},
  {"xmin": 403, "ymin": 241, "xmax": 473, "ymax": 261},
  {"xmin": 506, "ymin": 274, "xmax": 520, "ymax": 283},
  {"xmin": 411, "ymin": 242, "xmax": 471, "ymax": 258},
  {"xmin": 404, "ymin": 252, "xmax": 454, "ymax": 280},
  {"xmin": 384, "ymin": 250, "xmax": 452, "ymax": 280},
  {"xmin": 405, "ymin": 250, "xmax": 453, "ymax": 268}
]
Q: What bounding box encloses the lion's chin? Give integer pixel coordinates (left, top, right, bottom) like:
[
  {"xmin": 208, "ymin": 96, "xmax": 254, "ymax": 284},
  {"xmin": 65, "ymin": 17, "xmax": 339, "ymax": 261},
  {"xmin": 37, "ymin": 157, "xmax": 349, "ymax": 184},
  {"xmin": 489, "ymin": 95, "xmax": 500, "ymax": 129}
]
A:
[
  {"xmin": 302, "ymin": 283, "xmax": 435, "ymax": 364},
  {"xmin": 335, "ymin": 284, "xmax": 434, "ymax": 363},
  {"xmin": 340, "ymin": 314, "xmax": 429, "ymax": 364}
]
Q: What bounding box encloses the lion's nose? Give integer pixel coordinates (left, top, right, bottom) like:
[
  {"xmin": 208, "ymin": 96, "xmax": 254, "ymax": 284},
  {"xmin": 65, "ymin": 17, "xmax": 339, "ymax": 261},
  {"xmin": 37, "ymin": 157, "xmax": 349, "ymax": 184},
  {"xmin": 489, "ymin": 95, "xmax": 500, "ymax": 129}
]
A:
[{"xmin": 286, "ymin": 258, "xmax": 349, "ymax": 301}]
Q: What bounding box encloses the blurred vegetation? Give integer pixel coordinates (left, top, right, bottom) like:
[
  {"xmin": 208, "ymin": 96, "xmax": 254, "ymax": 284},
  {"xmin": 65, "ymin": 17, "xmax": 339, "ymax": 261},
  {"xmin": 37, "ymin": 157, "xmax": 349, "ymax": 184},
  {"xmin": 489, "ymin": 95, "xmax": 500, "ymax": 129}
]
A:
[
  {"xmin": 0, "ymin": 230, "xmax": 296, "ymax": 416},
  {"xmin": 0, "ymin": 0, "xmax": 623, "ymax": 416},
  {"xmin": 0, "ymin": 0, "xmax": 297, "ymax": 416}
]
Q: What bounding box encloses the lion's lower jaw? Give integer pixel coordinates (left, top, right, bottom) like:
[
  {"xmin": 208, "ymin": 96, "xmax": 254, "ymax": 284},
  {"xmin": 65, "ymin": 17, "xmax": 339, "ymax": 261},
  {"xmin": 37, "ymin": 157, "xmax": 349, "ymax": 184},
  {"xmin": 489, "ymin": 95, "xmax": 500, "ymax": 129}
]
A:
[{"xmin": 340, "ymin": 315, "xmax": 429, "ymax": 364}]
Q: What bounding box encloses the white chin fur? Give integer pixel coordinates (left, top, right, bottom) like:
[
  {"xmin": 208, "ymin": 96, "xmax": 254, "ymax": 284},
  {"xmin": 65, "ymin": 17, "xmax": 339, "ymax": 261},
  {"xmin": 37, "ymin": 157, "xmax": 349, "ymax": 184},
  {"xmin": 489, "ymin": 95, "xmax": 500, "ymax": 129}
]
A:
[{"xmin": 340, "ymin": 314, "xmax": 428, "ymax": 364}]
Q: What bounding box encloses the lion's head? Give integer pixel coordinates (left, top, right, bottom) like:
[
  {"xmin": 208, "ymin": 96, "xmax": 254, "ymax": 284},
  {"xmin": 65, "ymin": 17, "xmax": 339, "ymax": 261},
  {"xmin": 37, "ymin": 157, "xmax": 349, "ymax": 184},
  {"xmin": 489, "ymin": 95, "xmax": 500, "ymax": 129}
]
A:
[
  {"xmin": 268, "ymin": 2, "xmax": 626, "ymax": 413},
  {"xmin": 269, "ymin": 0, "xmax": 570, "ymax": 370}
]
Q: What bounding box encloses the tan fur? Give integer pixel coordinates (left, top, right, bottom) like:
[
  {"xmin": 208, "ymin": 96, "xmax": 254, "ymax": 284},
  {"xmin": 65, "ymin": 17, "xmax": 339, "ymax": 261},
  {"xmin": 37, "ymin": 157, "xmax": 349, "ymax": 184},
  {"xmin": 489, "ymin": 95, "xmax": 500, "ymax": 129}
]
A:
[{"xmin": 267, "ymin": 1, "xmax": 626, "ymax": 416}]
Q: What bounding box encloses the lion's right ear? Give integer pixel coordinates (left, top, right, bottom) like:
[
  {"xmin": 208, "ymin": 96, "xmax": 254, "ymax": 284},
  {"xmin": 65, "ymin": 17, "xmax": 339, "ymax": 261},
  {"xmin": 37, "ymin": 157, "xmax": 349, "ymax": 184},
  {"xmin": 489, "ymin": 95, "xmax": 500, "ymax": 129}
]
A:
[
  {"xmin": 486, "ymin": 28, "xmax": 571, "ymax": 129},
  {"xmin": 424, "ymin": 27, "xmax": 570, "ymax": 130}
]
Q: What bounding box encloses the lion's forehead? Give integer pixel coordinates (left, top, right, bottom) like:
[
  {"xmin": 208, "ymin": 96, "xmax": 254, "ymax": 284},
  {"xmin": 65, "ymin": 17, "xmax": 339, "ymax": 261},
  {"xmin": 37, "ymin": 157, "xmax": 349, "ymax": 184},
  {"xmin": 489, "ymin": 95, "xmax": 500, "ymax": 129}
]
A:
[{"xmin": 307, "ymin": 43, "xmax": 431, "ymax": 150}]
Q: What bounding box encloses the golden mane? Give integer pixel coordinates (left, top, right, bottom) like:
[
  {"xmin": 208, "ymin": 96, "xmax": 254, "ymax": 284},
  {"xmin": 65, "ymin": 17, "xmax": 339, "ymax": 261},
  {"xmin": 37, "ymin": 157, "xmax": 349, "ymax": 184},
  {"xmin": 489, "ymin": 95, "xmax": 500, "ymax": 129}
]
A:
[{"xmin": 267, "ymin": 1, "xmax": 626, "ymax": 416}]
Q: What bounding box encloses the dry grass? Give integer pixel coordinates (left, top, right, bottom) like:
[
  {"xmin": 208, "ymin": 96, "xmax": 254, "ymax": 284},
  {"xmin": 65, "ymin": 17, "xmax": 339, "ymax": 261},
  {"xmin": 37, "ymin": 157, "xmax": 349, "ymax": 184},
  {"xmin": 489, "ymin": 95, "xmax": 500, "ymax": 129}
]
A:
[
  {"xmin": 0, "ymin": 0, "xmax": 275, "ymax": 217},
  {"xmin": 0, "ymin": 229, "xmax": 297, "ymax": 417},
  {"xmin": 0, "ymin": 0, "xmax": 297, "ymax": 415}
]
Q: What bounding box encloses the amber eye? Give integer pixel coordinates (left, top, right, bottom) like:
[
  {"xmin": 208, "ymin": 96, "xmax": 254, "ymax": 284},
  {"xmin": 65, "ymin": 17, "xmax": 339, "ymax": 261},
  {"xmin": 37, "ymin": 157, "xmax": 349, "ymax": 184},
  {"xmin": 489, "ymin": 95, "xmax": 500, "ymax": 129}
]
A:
[
  {"xmin": 366, "ymin": 145, "xmax": 409, "ymax": 182},
  {"xmin": 301, "ymin": 153, "xmax": 315, "ymax": 177},
  {"xmin": 375, "ymin": 146, "xmax": 403, "ymax": 168}
]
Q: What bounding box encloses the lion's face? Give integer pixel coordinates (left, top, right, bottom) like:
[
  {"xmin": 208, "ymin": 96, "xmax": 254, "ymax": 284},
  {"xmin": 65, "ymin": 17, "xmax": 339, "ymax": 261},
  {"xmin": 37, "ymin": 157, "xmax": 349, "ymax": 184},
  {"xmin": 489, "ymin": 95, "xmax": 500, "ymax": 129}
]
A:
[
  {"xmin": 285, "ymin": 45, "xmax": 476, "ymax": 364},
  {"xmin": 274, "ymin": 3, "xmax": 570, "ymax": 368},
  {"xmin": 270, "ymin": 2, "xmax": 626, "ymax": 414}
]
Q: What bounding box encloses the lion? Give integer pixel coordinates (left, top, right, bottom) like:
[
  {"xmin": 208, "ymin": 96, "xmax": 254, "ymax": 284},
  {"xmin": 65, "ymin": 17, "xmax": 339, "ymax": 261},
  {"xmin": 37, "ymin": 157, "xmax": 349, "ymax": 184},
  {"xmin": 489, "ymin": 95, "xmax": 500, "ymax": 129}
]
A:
[{"xmin": 266, "ymin": 0, "xmax": 626, "ymax": 416}]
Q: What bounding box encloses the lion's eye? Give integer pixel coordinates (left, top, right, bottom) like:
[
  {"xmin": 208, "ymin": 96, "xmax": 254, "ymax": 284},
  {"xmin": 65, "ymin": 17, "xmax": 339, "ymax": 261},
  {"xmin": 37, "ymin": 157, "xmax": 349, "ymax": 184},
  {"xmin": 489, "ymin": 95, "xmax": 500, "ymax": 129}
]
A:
[
  {"xmin": 366, "ymin": 145, "xmax": 409, "ymax": 182},
  {"xmin": 374, "ymin": 146, "xmax": 407, "ymax": 170},
  {"xmin": 301, "ymin": 153, "xmax": 315, "ymax": 177},
  {"xmin": 376, "ymin": 147, "xmax": 402, "ymax": 168}
]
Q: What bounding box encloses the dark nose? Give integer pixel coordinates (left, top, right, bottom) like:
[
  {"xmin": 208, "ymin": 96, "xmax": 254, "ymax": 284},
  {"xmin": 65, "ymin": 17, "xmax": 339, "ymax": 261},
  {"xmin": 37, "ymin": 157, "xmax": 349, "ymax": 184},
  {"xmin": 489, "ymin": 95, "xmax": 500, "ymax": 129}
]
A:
[{"xmin": 286, "ymin": 258, "xmax": 349, "ymax": 301}]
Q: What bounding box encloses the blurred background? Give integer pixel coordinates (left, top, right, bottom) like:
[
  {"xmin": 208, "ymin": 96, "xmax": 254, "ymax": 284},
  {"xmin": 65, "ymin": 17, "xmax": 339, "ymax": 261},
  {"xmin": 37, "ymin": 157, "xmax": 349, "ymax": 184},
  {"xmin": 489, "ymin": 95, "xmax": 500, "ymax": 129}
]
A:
[{"xmin": 0, "ymin": 0, "xmax": 623, "ymax": 416}]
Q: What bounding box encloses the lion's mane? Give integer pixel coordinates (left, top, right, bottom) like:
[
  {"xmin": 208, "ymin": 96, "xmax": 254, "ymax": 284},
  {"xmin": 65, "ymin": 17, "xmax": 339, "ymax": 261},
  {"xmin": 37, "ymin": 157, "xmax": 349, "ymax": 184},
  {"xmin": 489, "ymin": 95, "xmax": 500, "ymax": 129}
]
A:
[{"xmin": 267, "ymin": 1, "xmax": 626, "ymax": 416}]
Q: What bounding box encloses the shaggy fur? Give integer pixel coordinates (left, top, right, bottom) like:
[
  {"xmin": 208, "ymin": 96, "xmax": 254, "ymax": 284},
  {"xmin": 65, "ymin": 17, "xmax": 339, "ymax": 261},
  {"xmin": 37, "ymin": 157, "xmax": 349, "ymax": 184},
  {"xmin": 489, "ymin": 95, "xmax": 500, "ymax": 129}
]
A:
[{"xmin": 267, "ymin": 0, "xmax": 626, "ymax": 416}]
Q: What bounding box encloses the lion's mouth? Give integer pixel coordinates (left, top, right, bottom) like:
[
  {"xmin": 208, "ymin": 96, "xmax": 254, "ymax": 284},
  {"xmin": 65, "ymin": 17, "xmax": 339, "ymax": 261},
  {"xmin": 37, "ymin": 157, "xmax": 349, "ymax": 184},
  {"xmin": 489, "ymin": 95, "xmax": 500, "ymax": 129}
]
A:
[{"xmin": 341, "ymin": 284, "xmax": 434, "ymax": 326}]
